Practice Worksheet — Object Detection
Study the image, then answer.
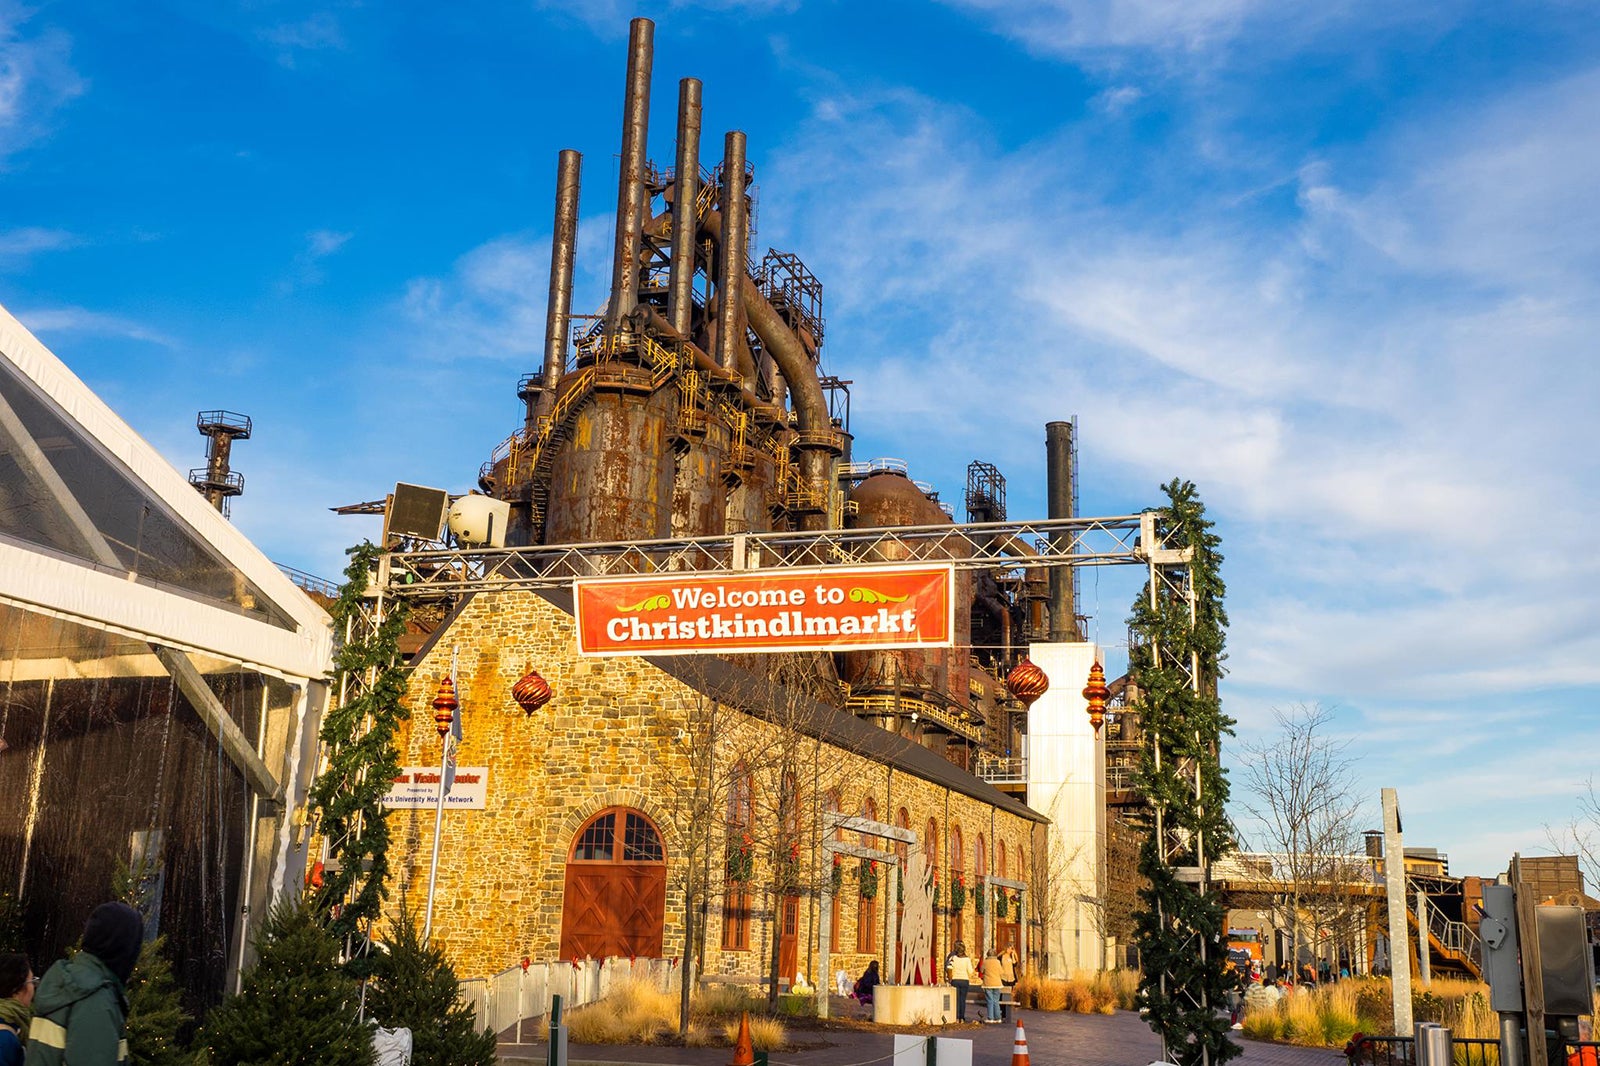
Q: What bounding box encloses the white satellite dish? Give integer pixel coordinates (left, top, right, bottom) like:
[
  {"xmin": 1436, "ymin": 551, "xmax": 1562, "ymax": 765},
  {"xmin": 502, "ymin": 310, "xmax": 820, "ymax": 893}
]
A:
[{"xmin": 447, "ymin": 493, "xmax": 511, "ymax": 548}]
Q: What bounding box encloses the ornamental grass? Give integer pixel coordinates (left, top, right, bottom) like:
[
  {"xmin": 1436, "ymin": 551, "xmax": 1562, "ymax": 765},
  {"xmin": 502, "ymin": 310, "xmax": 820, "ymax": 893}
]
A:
[
  {"xmin": 1242, "ymin": 977, "xmax": 1517, "ymax": 1047},
  {"xmin": 1014, "ymin": 971, "xmax": 1133, "ymax": 1014}
]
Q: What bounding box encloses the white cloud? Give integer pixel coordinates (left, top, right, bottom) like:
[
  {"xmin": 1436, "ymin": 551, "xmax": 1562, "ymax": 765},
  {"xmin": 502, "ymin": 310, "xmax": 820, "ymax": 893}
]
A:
[
  {"xmin": 938, "ymin": 0, "xmax": 1458, "ymax": 61},
  {"xmin": 0, "ymin": 4, "xmax": 85, "ymax": 161},
  {"xmin": 16, "ymin": 306, "xmax": 174, "ymax": 347},
  {"xmin": 278, "ymin": 229, "xmax": 353, "ymax": 292},
  {"xmin": 258, "ymin": 13, "xmax": 345, "ymax": 68},
  {"xmin": 535, "ymin": 0, "xmax": 799, "ymax": 35},
  {"xmin": 0, "ymin": 226, "xmax": 78, "ymax": 260}
]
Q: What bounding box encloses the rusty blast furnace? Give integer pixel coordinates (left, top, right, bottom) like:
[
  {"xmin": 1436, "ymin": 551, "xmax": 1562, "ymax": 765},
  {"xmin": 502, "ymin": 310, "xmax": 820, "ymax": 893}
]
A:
[{"xmin": 478, "ymin": 17, "xmax": 1079, "ymax": 773}]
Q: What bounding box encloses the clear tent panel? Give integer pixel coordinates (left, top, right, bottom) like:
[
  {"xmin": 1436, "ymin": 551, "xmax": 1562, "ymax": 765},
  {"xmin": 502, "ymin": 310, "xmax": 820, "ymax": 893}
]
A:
[
  {"xmin": 0, "ymin": 355, "xmax": 294, "ymax": 629},
  {"xmin": 0, "ymin": 600, "xmax": 293, "ymax": 1012}
]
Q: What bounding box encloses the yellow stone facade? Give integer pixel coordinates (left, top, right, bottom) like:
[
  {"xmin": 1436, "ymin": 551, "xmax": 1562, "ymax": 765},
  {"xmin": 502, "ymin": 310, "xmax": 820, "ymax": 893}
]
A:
[{"xmin": 387, "ymin": 589, "xmax": 1046, "ymax": 984}]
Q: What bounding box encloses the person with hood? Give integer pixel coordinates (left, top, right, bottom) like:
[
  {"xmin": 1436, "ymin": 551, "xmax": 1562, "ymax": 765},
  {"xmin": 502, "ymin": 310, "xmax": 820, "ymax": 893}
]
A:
[
  {"xmin": 25, "ymin": 902, "xmax": 143, "ymax": 1066},
  {"xmin": 0, "ymin": 954, "xmax": 35, "ymax": 1066}
]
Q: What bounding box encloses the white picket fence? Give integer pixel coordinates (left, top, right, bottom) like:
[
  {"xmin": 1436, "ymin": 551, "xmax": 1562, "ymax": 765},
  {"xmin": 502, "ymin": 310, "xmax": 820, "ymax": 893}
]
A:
[{"xmin": 458, "ymin": 956, "xmax": 686, "ymax": 1040}]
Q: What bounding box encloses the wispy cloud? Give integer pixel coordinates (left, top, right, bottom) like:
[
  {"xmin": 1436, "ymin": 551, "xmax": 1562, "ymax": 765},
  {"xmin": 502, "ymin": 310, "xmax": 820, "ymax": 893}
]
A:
[
  {"xmin": 278, "ymin": 228, "xmax": 353, "ymax": 292},
  {"xmin": 753, "ymin": 65, "xmax": 1600, "ymax": 734},
  {"xmin": 937, "ymin": 0, "xmax": 1457, "ymax": 62},
  {"xmin": 0, "ymin": 3, "xmax": 85, "ymax": 161},
  {"xmin": 0, "ymin": 226, "xmax": 79, "ymax": 261},
  {"xmin": 16, "ymin": 306, "xmax": 174, "ymax": 347},
  {"xmin": 258, "ymin": 12, "xmax": 345, "ymax": 69}
]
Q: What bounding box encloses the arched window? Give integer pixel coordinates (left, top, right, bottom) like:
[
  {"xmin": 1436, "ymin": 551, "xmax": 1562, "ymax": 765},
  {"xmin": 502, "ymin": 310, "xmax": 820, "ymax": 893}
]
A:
[
  {"xmin": 998, "ymin": 841, "xmax": 1008, "ymax": 880},
  {"xmin": 925, "ymin": 817, "xmax": 939, "ymax": 873},
  {"xmin": 950, "ymin": 824, "xmax": 964, "ymax": 887},
  {"xmin": 560, "ymin": 807, "xmax": 667, "ymax": 960},
  {"xmin": 974, "ymin": 833, "xmax": 987, "ymax": 954},
  {"xmin": 976, "ymin": 834, "xmax": 987, "ymax": 883},
  {"xmin": 824, "ymin": 791, "xmax": 843, "ymax": 953},
  {"xmin": 857, "ymin": 796, "xmax": 879, "ymax": 952}
]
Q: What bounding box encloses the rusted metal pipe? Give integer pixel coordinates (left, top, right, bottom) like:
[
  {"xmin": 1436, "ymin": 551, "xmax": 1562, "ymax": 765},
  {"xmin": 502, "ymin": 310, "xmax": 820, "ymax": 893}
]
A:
[
  {"xmin": 742, "ymin": 275, "xmax": 827, "ymax": 432},
  {"xmin": 715, "ymin": 131, "xmax": 749, "ymax": 373},
  {"xmin": 606, "ymin": 17, "xmax": 654, "ymax": 337},
  {"xmin": 668, "ymin": 78, "xmax": 702, "ymax": 337},
  {"xmin": 1046, "ymin": 419, "xmax": 1079, "ymax": 641},
  {"xmin": 544, "ymin": 148, "xmax": 582, "ymax": 389}
]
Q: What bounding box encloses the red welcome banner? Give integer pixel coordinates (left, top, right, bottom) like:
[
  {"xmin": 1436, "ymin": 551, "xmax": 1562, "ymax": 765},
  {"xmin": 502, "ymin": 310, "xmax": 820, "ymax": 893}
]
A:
[{"xmin": 573, "ymin": 564, "xmax": 955, "ymax": 657}]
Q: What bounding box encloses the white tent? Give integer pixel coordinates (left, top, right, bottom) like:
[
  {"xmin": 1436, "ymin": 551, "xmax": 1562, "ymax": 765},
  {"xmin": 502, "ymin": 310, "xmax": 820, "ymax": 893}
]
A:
[{"xmin": 0, "ymin": 302, "xmax": 333, "ymax": 997}]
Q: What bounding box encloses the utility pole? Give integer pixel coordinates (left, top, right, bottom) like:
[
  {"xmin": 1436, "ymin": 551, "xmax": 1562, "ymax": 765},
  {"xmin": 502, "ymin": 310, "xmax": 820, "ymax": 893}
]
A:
[{"xmin": 1381, "ymin": 789, "xmax": 1412, "ymax": 1035}]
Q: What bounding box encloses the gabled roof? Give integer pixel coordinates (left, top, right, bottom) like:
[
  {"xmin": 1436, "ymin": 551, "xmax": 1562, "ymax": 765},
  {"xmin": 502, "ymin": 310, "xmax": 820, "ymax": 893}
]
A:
[{"xmin": 0, "ymin": 302, "xmax": 331, "ymax": 681}]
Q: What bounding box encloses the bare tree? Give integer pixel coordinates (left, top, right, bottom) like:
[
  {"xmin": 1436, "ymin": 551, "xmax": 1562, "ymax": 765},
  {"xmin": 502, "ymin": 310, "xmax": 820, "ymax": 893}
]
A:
[
  {"xmin": 1234, "ymin": 703, "xmax": 1367, "ymax": 975},
  {"xmin": 654, "ymin": 677, "xmax": 744, "ymax": 1035},
  {"xmin": 1546, "ymin": 777, "xmax": 1600, "ymax": 892}
]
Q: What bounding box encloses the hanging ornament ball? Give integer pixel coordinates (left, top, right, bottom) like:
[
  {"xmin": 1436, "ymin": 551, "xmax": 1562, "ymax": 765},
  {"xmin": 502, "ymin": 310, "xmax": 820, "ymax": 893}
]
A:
[
  {"xmin": 431, "ymin": 676, "xmax": 459, "ymax": 739},
  {"xmin": 1006, "ymin": 658, "xmax": 1049, "ymax": 707},
  {"xmin": 512, "ymin": 669, "xmax": 553, "ymax": 715},
  {"xmin": 1082, "ymin": 660, "xmax": 1110, "ymax": 732}
]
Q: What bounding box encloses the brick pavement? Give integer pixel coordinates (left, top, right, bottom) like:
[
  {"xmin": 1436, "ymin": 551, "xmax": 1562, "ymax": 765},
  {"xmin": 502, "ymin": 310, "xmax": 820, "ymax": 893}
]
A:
[{"xmin": 498, "ymin": 1008, "xmax": 1348, "ymax": 1066}]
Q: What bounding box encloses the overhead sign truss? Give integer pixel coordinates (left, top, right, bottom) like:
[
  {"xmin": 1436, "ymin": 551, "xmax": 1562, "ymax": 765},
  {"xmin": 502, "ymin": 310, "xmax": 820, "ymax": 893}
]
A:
[{"xmin": 381, "ymin": 512, "xmax": 1187, "ymax": 598}]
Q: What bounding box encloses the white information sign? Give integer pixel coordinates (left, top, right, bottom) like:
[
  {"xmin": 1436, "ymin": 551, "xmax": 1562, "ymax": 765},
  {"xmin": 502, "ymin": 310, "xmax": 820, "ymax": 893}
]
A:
[{"xmin": 382, "ymin": 766, "xmax": 488, "ymax": 810}]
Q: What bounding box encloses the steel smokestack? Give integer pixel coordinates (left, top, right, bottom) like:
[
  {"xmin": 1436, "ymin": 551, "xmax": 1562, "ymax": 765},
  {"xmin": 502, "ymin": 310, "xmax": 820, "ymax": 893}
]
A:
[
  {"xmin": 606, "ymin": 16, "xmax": 653, "ymax": 336},
  {"xmin": 543, "ymin": 149, "xmax": 582, "ymax": 390},
  {"xmin": 714, "ymin": 130, "xmax": 749, "ymax": 373},
  {"xmin": 1046, "ymin": 419, "xmax": 1079, "ymax": 641},
  {"xmin": 668, "ymin": 78, "xmax": 702, "ymax": 336}
]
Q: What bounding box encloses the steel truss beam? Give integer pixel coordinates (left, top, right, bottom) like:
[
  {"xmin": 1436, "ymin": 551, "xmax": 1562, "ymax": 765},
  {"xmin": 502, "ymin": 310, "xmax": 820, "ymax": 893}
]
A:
[{"xmin": 381, "ymin": 512, "xmax": 1181, "ymax": 598}]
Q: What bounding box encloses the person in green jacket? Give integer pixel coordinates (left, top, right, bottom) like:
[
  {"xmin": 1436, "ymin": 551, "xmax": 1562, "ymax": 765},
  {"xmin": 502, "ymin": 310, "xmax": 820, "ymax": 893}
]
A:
[{"xmin": 24, "ymin": 902, "xmax": 143, "ymax": 1066}]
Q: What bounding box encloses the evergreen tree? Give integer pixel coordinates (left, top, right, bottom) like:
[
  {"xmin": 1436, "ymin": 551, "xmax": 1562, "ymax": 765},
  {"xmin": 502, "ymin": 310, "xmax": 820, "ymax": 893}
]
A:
[
  {"xmin": 309, "ymin": 541, "xmax": 412, "ymax": 958},
  {"xmin": 113, "ymin": 852, "xmax": 194, "ymax": 1066},
  {"xmin": 199, "ymin": 896, "xmax": 374, "ymax": 1066},
  {"xmin": 1127, "ymin": 480, "xmax": 1239, "ymax": 1066},
  {"xmin": 366, "ymin": 907, "xmax": 495, "ymax": 1066},
  {"xmin": 125, "ymin": 938, "xmax": 192, "ymax": 1066}
]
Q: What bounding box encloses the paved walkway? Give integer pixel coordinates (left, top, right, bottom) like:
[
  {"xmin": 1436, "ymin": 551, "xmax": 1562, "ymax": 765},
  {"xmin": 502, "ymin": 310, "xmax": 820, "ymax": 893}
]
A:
[{"xmin": 498, "ymin": 1008, "xmax": 1347, "ymax": 1066}]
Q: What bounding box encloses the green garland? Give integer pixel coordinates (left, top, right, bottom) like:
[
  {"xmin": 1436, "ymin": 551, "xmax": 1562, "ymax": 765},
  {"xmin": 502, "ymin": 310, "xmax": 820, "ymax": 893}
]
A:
[
  {"xmin": 994, "ymin": 889, "xmax": 1008, "ymax": 920},
  {"xmin": 726, "ymin": 839, "xmax": 754, "ymax": 883},
  {"xmin": 857, "ymin": 860, "xmax": 879, "ymax": 899},
  {"xmin": 1127, "ymin": 481, "xmax": 1239, "ymax": 1066},
  {"xmin": 308, "ymin": 542, "xmax": 413, "ymax": 956},
  {"xmin": 831, "ymin": 856, "xmax": 844, "ymax": 895},
  {"xmin": 950, "ymin": 873, "xmax": 966, "ymax": 912},
  {"xmin": 974, "ymin": 881, "xmax": 986, "ymax": 916}
]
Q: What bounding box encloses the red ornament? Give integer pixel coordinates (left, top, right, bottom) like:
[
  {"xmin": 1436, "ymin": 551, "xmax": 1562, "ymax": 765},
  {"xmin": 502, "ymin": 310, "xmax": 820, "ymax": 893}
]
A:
[
  {"xmin": 431, "ymin": 676, "xmax": 459, "ymax": 740},
  {"xmin": 1006, "ymin": 658, "xmax": 1050, "ymax": 707},
  {"xmin": 1082, "ymin": 660, "xmax": 1110, "ymax": 732},
  {"xmin": 512, "ymin": 669, "xmax": 553, "ymax": 715}
]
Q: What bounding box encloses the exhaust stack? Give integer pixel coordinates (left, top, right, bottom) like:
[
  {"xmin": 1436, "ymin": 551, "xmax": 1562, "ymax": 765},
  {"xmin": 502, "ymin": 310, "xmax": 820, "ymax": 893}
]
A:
[
  {"xmin": 714, "ymin": 130, "xmax": 749, "ymax": 373},
  {"xmin": 543, "ymin": 148, "xmax": 582, "ymax": 392},
  {"xmin": 668, "ymin": 78, "xmax": 702, "ymax": 336},
  {"xmin": 606, "ymin": 17, "xmax": 654, "ymax": 335},
  {"xmin": 1046, "ymin": 419, "xmax": 1080, "ymax": 641}
]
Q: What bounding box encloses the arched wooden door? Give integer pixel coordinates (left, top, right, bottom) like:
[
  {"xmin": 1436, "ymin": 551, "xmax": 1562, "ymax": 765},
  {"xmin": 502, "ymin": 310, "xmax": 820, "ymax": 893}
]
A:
[{"xmin": 560, "ymin": 807, "xmax": 667, "ymax": 960}]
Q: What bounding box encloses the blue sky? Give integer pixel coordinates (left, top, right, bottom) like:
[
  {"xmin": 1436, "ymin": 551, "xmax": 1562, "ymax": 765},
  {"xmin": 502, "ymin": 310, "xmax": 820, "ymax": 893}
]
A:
[{"xmin": 3, "ymin": 0, "xmax": 1597, "ymax": 878}]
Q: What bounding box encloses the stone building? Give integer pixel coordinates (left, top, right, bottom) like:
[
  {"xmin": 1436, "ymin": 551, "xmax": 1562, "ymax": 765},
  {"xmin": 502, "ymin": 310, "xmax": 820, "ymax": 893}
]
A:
[{"xmin": 383, "ymin": 586, "xmax": 1047, "ymax": 988}]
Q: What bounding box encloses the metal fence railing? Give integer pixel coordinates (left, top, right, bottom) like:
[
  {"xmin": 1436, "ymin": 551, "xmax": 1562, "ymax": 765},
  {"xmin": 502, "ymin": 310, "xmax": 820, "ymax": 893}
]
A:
[
  {"xmin": 460, "ymin": 956, "xmax": 685, "ymax": 1041},
  {"xmin": 1347, "ymin": 1033, "xmax": 1600, "ymax": 1066}
]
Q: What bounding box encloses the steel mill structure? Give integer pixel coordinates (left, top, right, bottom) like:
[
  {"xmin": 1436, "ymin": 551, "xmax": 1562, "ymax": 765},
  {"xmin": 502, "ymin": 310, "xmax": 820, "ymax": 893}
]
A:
[
  {"xmin": 466, "ymin": 17, "xmax": 1088, "ymax": 775},
  {"xmin": 348, "ymin": 14, "xmax": 1224, "ymax": 1022}
]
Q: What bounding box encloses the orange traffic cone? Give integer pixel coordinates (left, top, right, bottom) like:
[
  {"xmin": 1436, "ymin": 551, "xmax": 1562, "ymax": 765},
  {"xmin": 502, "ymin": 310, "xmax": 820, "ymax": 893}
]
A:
[
  {"xmin": 1010, "ymin": 1019, "xmax": 1031, "ymax": 1066},
  {"xmin": 729, "ymin": 1011, "xmax": 755, "ymax": 1066}
]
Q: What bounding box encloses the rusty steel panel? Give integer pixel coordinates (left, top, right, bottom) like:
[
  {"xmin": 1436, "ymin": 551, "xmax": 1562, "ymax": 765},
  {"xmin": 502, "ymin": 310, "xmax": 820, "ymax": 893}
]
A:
[{"xmin": 545, "ymin": 388, "xmax": 676, "ymax": 544}]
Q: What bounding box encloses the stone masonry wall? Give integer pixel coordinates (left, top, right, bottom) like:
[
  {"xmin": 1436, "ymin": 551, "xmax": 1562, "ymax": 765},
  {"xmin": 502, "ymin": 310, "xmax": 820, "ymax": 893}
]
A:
[{"xmin": 388, "ymin": 589, "xmax": 1041, "ymax": 986}]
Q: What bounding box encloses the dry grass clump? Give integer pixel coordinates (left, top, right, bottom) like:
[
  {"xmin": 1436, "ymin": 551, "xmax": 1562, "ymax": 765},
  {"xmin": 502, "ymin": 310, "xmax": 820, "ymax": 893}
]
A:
[
  {"xmin": 1014, "ymin": 971, "xmax": 1134, "ymax": 1014},
  {"xmin": 720, "ymin": 1016, "xmax": 788, "ymax": 1051},
  {"xmin": 1093, "ymin": 969, "xmax": 1140, "ymax": 1010},
  {"xmin": 1243, "ymin": 977, "xmax": 1516, "ymax": 1048},
  {"xmin": 539, "ymin": 976, "xmax": 680, "ymax": 1045},
  {"xmin": 692, "ymin": 983, "xmax": 756, "ymax": 1020}
]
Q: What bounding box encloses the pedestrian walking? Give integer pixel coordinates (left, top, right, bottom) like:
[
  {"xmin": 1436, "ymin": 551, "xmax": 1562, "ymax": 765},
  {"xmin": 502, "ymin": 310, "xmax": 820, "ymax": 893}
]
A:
[
  {"xmin": 25, "ymin": 902, "xmax": 143, "ymax": 1066},
  {"xmin": 997, "ymin": 939, "xmax": 1018, "ymax": 1020},
  {"xmin": 980, "ymin": 950, "xmax": 1004, "ymax": 1023},
  {"xmin": 0, "ymin": 954, "xmax": 35, "ymax": 1066},
  {"xmin": 945, "ymin": 942, "xmax": 976, "ymax": 1023}
]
